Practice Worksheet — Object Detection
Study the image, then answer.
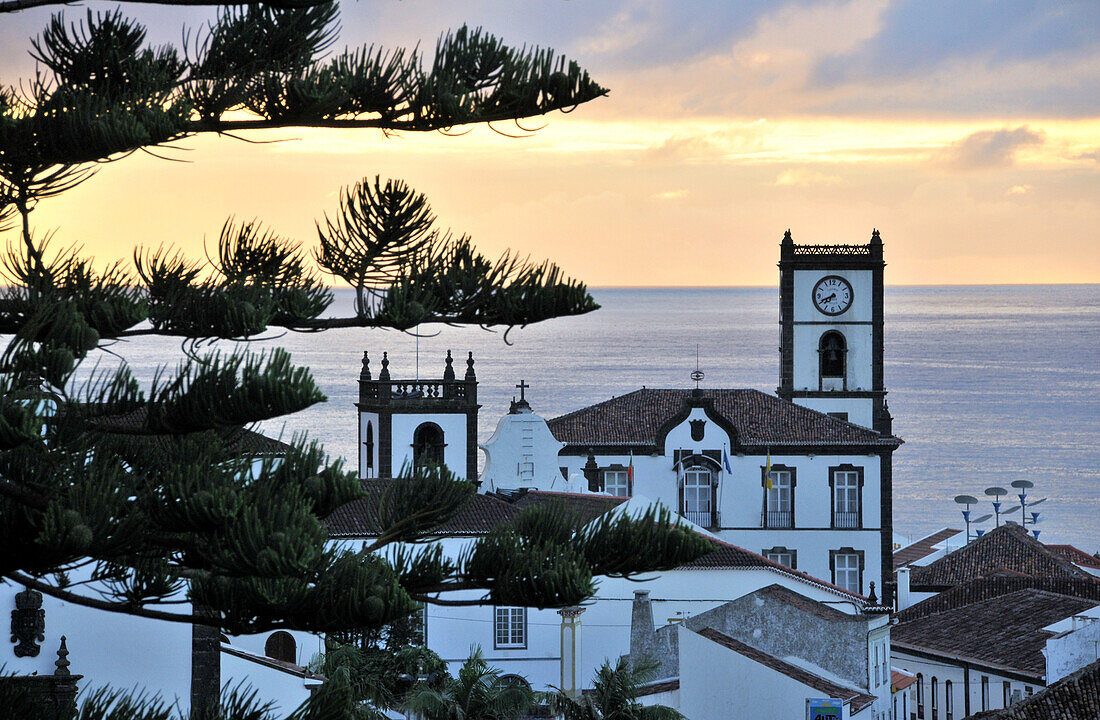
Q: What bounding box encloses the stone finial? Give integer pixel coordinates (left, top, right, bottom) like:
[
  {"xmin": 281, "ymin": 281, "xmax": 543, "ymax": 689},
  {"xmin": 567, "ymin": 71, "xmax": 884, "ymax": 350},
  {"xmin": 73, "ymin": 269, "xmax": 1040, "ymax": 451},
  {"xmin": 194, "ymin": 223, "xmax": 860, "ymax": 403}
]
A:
[
  {"xmin": 867, "ymin": 581, "xmax": 878, "ymax": 604},
  {"xmin": 871, "ymin": 228, "xmax": 882, "ymax": 243},
  {"xmin": 379, "ymin": 352, "xmax": 390, "ymax": 381},
  {"xmin": 583, "ymin": 452, "xmax": 600, "ymax": 492},
  {"xmin": 54, "ymin": 636, "xmax": 71, "ymax": 676},
  {"xmin": 360, "ymin": 351, "xmax": 371, "ymax": 380},
  {"xmin": 443, "ymin": 350, "xmax": 455, "ymax": 381},
  {"xmin": 782, "ymin": 229, "xmax": 793, "ymax": 243},
  {"xmin": 464, "ymin": 352, "xmax": 476, "ymax": 381}
]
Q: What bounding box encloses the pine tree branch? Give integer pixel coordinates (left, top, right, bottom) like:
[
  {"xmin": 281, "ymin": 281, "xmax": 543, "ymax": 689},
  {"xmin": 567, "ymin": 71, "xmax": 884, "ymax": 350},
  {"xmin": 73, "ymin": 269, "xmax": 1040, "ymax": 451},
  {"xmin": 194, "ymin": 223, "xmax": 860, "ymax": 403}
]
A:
[
  {"xmin": 5, "ymin": 571, "xmax": 212, "ymax": 625},
  {"xmin": 0, "ymin": 0, "xmax": 324, "ymax": 12}
]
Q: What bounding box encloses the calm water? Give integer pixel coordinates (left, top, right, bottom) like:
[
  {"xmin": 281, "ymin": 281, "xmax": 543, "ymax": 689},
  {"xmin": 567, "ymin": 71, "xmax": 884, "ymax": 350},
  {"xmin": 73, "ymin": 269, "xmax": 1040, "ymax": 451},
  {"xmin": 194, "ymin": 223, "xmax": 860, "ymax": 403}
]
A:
[{"xmin": 90, "ymin": 285, "xmax": 1100, "ymax": 551}]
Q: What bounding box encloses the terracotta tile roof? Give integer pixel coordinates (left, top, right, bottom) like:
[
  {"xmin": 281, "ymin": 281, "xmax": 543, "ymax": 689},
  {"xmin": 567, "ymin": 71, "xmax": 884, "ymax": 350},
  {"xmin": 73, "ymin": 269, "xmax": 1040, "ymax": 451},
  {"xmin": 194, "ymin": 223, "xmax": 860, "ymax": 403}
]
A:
[
  {"xmin": 508, "ymin": 490, "xmax": 628, "ymax": 524},
  {"xmin": 966, "ymin": 657, "xmax": 1100, "ymax": 720},
  {"xmin": 909, "ymin": 524, "xmax": 1092, "ymax": 590},
  {"xmin": 1047, "ymin": 545, "xmax": 1100, "ymax": 570},
  {"xmin": 635, "ymin": 679, "xmax": 679, "ymax": 697},
  {"xmin": 894, "ymin": 528, "xmax": 963, "ymax": 570},
  {"xmin": 326, "ymin": 481, "xmax": 520, "ymax": 537},
  {"xmin": 546, "ymin": 388, "xmax": 900, "ymax": 448},
  {"xmin": 678, "ymin": 543, "xmax": 868, "ymax": 601},
  {"xmin": 75, "ymin": 405, "xmax": 291, "ymax": 457},
  {"xmin": 898, "ymin": 576, "xmax": 1100, "ymax": 623},
  {"xmin": 697, "ymin": 628, "xmax": 877, "ymax": 712},
  {"xmin": 892, "ymin": 589, "xmax": 1098, "ymax": 677},
  {"xmin": 891, "ymin": 671, "xmax": 917, "ymax": 692}
]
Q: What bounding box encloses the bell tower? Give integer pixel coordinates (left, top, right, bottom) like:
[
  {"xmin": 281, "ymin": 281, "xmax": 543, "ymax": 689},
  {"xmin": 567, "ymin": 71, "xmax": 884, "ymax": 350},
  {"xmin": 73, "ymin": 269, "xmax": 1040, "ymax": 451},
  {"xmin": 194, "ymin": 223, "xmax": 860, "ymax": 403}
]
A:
[
  {"xmin": 777, "ymin": 229, "xmax": 891, "ymax": 434},
  {"xmin": 356, "ymin": 350, "xmax": 480, "ymax": 481}
]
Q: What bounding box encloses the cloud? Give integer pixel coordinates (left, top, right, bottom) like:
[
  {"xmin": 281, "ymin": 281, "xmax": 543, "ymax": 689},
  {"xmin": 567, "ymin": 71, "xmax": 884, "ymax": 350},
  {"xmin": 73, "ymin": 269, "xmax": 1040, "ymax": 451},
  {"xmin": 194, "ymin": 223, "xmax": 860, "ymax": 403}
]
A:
[
  {"xmin": 1076, "ymin": 149, "xmax": 1100, "ymax": 162},
  {"xmin": 1006, "ymin": 185, "xmax": 1032, "ymax": 196},
  {"xmin": 653, "ymin": 189, "xmax": 689, "ymax": 200},
  {"xmin": 773, "ymin": 169, "xmax": 845, "ymax": 187},
  {"xmin": 641, "ymin": 135, "xmax": 717, "ymax": 163},
  {"xmin": 941, "ymin": 126, "xmax": 1045, "ymax": 169}
]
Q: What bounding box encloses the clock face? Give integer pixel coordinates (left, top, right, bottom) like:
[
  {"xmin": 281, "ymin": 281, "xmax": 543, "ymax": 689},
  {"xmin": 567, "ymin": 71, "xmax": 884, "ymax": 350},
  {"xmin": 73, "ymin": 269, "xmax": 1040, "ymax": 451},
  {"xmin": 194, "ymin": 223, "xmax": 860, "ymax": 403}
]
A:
[{"xmin": 812, "ymin": 275, "xmax": 853, "ymax": 315}]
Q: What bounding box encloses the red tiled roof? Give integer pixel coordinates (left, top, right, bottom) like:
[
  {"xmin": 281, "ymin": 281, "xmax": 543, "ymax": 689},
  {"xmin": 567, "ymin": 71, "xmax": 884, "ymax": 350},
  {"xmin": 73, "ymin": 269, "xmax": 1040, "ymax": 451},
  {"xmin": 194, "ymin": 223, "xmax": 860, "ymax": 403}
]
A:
[
  {"xmin": 509, "ymin": 490, "xmax": 628, "ymax": 524},
  {"xmin": 898, "ymin": 576, "xmax": 1100, "ymax": 623},
  {"xmin": 892, "ymin": 589, "xmax": 1098, "ymax": 677},
  {"xmin": 547, "ymin": 388, "xmax": 900, "ymax": 448},
  {"xmin": 326, "ymin": 481, "xmax": 520, "ymax": 537},
  {"xmin": 678, "ymin": 542, "xmax": 867, "ymax": 601},
  {"xmin": 1047, "ymin": 544, "xmax": 1100, "ymax": 570},
  {"xmin": 697, "ymin": 628, "xmax": 877, "ymax": 712},
  {"xmin": 892, "ymin": 671, "xmax": 917, "ymax": 692},
  {"xmin": 966, "ymin": 657, "xmax": 1100, "ymax": 720},
  {"xmin": 894, "ymin": 528, "xmax": 963, "ymax": 570},
  {"xmin": 909, "ymin": 524, "xmax": 1092, "ymax": 590}
]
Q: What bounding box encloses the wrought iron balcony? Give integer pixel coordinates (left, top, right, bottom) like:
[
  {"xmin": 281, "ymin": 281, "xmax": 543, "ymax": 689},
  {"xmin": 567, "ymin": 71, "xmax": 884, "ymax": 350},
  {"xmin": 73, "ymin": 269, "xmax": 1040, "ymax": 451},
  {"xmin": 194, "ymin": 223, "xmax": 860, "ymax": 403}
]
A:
[
  {"xmin": 832, "ymin": 511, "xmax": 861, "ymax": 529},
  {"xmin": 762, "ymin": 510, "xmax": 793, "ymax": 528},
  {"xmin": 681, "ymin": 509, "xmax": 719, "ymax": 528}
]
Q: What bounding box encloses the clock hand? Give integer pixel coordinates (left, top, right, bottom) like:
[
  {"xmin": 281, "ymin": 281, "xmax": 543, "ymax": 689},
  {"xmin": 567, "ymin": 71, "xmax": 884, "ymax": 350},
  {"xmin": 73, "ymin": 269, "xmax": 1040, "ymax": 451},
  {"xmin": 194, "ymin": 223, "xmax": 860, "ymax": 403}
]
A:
[{"xmin": 822, "ymin": 293, "xmax": 836, "ymax": 304}]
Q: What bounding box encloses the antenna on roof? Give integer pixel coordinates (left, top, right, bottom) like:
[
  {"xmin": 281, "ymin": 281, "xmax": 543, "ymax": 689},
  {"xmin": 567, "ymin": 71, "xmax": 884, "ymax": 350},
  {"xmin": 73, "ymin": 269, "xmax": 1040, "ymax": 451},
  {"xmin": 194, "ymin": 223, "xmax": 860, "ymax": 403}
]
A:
[{"xmin": 690, "ymin": 344, "xmax": 704, "ymax": 389}]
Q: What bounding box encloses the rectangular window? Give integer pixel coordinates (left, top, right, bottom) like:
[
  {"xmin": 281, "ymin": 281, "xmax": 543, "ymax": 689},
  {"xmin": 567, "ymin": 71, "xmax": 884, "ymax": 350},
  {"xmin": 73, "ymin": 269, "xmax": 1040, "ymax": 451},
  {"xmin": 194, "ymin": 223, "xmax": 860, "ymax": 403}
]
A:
[
  {"xmin": 604, "ymin": 470, "xmax": 630, "ymax": 497},
  {"xmin": 1002, "ymin": 681, "xmax": 1011, "ymax": 707},
  {"xmin": 833, "ymin": 552, "xmax": 862, "ymax": 594},
  {"xmin": 764, "ymin": 547, "xmax": 796, "ymax": 569},
  {"xmin": 682, "ymin": 468, "xmax": 714, "ymax": 526},
  {"xmin": 765, "ymin": 469, "xmax": 793, "ymax": 527},
  {"xmin": 881, "ymin": 643, "xmax": 888, "ymax": 685},
  {"xmin": 832, "ymin": 469, "xmax": 861, "ymax": 528},
  {"xmin": 981, "ymin": 677, "xmax": 989, "ymax": 711},
  {"xmin": 874, "ymin": 645, "xmax": 880, "ymax": 686},
  {"xmin": 494, "ymin": 607, "xmax": 526, "ymax": 649}
]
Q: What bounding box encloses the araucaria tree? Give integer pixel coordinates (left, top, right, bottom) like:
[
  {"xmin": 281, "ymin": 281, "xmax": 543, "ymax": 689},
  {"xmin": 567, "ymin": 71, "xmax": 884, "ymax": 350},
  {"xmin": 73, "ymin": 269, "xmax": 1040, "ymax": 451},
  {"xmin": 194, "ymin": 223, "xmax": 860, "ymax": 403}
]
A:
[{"xmin": 0, "ymin": 3, "xmax": 713, "ymax": 719}]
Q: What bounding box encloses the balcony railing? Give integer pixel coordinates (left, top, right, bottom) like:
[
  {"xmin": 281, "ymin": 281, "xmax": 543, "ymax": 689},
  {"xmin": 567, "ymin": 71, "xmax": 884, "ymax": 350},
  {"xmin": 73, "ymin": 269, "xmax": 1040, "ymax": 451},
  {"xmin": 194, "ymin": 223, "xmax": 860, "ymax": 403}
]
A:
[
  {"xmin": 681, "ymin": 509, "xmax": 718, "ymax": 528},
  {"xmin": 762, "ymin": 510, "xmax": 792, "ymax": 528},
  {"xmin": 833, "ymin": 511, "xmax": 861, "ymax": 529}
]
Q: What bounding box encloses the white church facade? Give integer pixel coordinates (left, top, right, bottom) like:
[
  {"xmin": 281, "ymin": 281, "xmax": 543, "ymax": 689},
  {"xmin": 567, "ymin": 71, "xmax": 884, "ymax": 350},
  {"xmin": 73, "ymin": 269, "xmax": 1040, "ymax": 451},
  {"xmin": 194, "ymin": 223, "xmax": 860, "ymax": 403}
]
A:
[{"xmin": 360, "ymin": 230, "xmax": 902, "ymax": 604}]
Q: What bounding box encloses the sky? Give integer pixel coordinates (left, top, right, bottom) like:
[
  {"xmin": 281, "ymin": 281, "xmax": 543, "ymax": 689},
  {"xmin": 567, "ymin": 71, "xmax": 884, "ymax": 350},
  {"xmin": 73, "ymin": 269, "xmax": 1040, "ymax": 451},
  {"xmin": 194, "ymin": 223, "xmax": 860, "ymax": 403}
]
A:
[{"xmin": 2, "ymin": 0, "xmax": 1099, "ymax": 286}]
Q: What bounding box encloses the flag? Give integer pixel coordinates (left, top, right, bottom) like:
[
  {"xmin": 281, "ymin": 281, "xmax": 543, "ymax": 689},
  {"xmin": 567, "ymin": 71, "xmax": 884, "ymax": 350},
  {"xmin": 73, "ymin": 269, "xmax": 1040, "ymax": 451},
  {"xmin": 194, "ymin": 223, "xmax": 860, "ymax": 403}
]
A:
[
  {"xmin": 627, "ymin": 450, "xmax": 634, "ymax": 485},
  {"xmin": 764, "ymin": 449, "xmax": 773, "ymax": 490},
  {"xmin": 723, "ymin": 445, "xmax": 733, "ymax": 474}
]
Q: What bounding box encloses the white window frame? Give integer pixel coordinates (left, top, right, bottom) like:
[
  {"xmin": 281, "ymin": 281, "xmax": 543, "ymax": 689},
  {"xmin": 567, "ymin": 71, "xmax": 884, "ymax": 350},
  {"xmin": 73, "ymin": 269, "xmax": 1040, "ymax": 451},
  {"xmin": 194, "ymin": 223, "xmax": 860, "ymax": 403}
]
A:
[
  {"xmin": 834, "ymin": 470, "xmax": 860, "ymax": 514},
  {"xmin": 683, "ymin": 468, "xmax": 712, "ymax": 513},
  {"xmin": 765, "ymin": 549, "xmax": 795, "ymax": 568},
  {"xmin": 494, "ymin": 606, "xmax": 527, "ymax": 649},
  {"xmin": 767, "ymin": 470, "xmax": 792, "ymax": 513},
  {"xmin": 834, "ymin": 552, "xmax": 861, "ymax": 594},
  {"xmin": 604, "ymin": 470, "xmax": 630, "ymax": 497}
]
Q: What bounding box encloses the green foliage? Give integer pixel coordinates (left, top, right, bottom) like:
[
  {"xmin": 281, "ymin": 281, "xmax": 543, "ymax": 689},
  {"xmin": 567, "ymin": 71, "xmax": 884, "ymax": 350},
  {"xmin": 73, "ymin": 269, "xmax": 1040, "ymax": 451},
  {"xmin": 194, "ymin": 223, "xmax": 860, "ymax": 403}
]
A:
[
  {"xmin": 406, "ymin": 648, "xmax": 535, "ymax": 720},
  {"xmin": 550, "ymin": 659, "xmax": 683, "ymax": 720}
]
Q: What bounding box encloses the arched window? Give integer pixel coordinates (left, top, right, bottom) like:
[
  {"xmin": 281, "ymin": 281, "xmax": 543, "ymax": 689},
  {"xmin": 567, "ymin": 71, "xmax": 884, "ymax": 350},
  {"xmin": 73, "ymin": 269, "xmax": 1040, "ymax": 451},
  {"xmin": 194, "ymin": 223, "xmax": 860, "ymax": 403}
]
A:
[
  {"xmin": 931, "ymin": 676, "xmax": 938, "ymax": 720},
  {"xmin": 819, "ymin": 331, "xmax": 846, "ymax": 378},
  {"xmin": 917, "ymin": 673, "xmax": 925, "ymax": 719},
  {"xmin": 365, "ymin": 421, "xmax": 374, "ymax": 471},
  {"xmin": 265, "ymin": 631, "xmax": 296, "ymax": 664},
  {"xmin": 412, "ymin": 422, "xmax": 445, "ymax": 470},
  {"xmin": 945, "ymin": 680, "xmax": 953, "ymax": 720}
]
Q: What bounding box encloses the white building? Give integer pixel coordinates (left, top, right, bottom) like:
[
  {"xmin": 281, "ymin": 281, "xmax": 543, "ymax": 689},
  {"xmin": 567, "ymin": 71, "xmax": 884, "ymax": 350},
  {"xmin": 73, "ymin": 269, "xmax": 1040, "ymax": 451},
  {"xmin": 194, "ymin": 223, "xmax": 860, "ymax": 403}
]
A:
[
  {"xmin": 326, "ymin": 488, "xmax": 881, "ymax": 696},
  {"xmin": 629, "ymin": 584, "xmax": 891, "ymax": 720},
  {"xmin": 362, "ymin": 232, "xmax": 903, "ymax": 605}
]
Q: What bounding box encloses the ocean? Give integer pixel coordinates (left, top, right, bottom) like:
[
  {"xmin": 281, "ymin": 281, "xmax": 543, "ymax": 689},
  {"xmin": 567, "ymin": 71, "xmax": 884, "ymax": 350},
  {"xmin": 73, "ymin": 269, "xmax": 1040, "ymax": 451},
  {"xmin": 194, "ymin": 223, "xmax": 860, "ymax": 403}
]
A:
[{"xmin": 100, "ymin": 285, "xmax": 1100, "ymax": 551}]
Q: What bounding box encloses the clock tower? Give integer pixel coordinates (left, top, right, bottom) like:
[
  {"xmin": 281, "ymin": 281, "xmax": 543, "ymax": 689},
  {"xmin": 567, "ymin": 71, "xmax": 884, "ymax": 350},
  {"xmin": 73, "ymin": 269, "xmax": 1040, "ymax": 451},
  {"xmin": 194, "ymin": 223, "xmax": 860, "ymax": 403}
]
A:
[{"xmin": 777, "ymin": 229, "xmax": 891, "ymax": 435}]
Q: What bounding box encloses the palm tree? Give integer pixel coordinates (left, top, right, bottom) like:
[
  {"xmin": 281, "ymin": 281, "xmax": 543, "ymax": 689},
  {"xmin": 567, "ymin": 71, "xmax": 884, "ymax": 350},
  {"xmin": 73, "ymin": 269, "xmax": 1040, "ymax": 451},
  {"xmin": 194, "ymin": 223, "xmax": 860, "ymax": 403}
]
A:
[
  {"xmin": 550, "ymin": 659, "xmax": 682, "ymax": 720},
  {"xmin": 405, "ymin": 647, "xmax": 535, "ymax": 720}
]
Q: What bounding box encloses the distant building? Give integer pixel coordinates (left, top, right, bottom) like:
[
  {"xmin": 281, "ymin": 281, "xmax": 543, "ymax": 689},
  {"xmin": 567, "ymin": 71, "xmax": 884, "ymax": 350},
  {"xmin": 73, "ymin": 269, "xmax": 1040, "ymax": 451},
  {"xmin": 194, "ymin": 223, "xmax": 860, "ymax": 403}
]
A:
[
  {"xmin": 889, "ymin": 525, "xmax": 1100, "ymax": 718},
  {"xmin": 326, "ymin": 488, "xmax": 876, "ymax": 692},
  {"xmin": 627, "ymin": 584, "xmax": 891, "ymax": 720},
  {"xmin": 965, "ymin": 657, "xmax": 1100, "ymax": 720}
]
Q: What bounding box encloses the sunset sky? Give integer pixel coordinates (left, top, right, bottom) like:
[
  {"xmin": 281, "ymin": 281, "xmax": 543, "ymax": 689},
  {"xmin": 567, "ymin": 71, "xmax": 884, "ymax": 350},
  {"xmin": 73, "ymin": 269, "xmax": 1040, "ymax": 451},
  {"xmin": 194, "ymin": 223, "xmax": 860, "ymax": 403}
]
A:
[{"xmin": 2, "ymin": 0, "xmax": 1099, "ymax": 286}]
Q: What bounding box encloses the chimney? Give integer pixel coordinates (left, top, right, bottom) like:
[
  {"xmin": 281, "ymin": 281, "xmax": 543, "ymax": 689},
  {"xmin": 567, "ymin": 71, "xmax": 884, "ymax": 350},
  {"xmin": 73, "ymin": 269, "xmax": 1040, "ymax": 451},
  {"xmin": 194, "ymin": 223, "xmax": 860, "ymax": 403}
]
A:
[
  {"xmin": 630, "ymin": 590, "xmax": 655, "ymax": 662},
  {"xmin": 558, "ymin": 607, "xmax": 585, "ymax": 699},
  {"xmin": 896, "ymin": 566, "xmax": 911, "ymax": 611}
]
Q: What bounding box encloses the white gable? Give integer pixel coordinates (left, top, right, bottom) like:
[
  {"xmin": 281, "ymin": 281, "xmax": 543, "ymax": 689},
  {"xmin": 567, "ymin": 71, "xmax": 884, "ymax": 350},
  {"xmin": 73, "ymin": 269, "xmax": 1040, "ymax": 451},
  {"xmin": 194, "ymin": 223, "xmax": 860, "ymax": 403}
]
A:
[{"xmin": 480, "ymin": 407, "xmax": 569, "ymax": 492}]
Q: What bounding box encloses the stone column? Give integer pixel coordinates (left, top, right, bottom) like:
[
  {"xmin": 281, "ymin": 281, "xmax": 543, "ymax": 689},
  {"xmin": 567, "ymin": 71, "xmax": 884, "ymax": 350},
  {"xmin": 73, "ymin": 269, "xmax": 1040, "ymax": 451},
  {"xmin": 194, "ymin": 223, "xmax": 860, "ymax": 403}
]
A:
[
  {"xmin": 629, "ymin": 590, "xmax": 655, "ymax": 662},
  {"xmin": 558, "ymin": 607, "xmax": 586, "ymax": 698},
  {"xmin": 191, "ymin": 607, "xmax": 221, "ymax": 720}
]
